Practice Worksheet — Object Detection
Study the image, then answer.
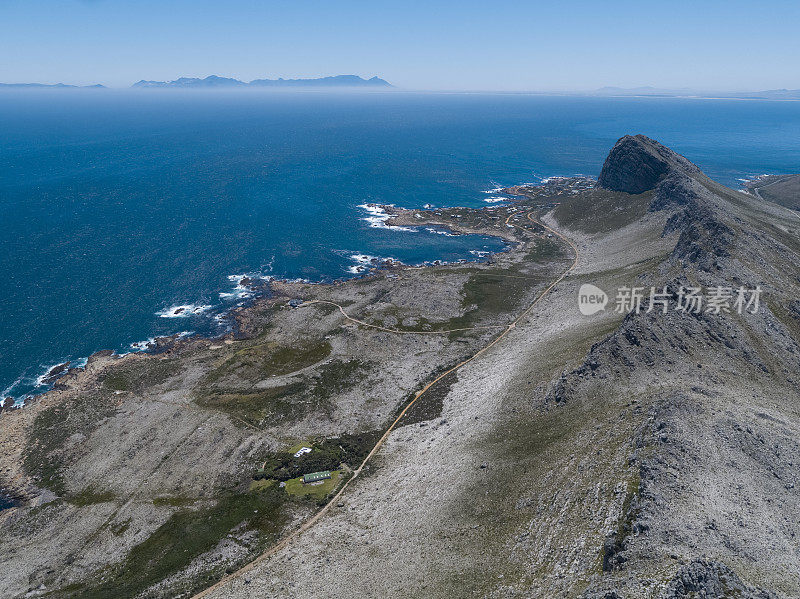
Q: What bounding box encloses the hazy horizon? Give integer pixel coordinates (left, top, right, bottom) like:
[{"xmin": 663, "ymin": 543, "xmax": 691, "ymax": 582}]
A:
[
  {"xmin": 5, "ymin": 81, "xmax": 800, "ymax": 95},
  {"xmin": 2, "ymin": 0, "xmax": 799, "ymax": 92}
]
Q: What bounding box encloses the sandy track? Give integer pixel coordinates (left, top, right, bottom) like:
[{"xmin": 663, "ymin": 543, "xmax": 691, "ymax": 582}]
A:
[{"xmin": 192, "ymin": 210, "xmax": 580, "ymax": 599}]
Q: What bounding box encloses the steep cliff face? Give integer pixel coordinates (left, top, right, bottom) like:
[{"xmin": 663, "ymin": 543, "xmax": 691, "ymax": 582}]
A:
[
  {"xmin": 597, "ymin": 134, "xmax": 701, "ymax": 194},
  {"xmin": 549, "ymin": 137, "xmax": 800, "ymax": 598}
]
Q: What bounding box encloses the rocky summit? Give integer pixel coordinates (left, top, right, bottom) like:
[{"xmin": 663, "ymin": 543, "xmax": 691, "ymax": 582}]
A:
[
  {"xmin": 597, "ymin": 134, "xmax": 702, "ymax": 194},
  {"xmin": 2, "ymin": 135, "xmax": 799, "ymax": 599}
]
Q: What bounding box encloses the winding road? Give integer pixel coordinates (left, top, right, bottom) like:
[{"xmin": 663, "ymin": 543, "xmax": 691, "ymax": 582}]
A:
[{"xmin": 192, "ymin": 209, "xmax": 579, "ymax": 598}]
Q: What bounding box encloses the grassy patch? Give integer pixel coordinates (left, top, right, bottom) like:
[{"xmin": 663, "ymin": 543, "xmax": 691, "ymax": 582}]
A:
[
  {"xmin": 100, "ymin": 359, "xmax": 180, "ymax": 393},
  {"xmin": 196, "ymin": 359, "xmax": 371, "ymax": 428},
  {"xmin": 195, "ymin": 381, "xmax": 307, "ymax": 428},
  {"xmin": 445, "ymin": 238, "xmax": 564, "ymax": 334},
  {"xmin": 102, "ymin": 372, "xmax": 131, "ymax": 392},
  {"xmin": 248, "ymin": 479, "xmax": 276, "ymax": 492},
  {"xmin": 310, "ymin": 359, "xmax": 371, "ymax": 402},
  {"xmin": 110, "ymin": 519, "xmax": 131, "ymax": 537},
  {"xmin": 68, "ymin": 487, "xmax": 117, "ymax": 507},
  {"xmin": 70, "ymin": 486, "xmax": 288, "ymax": 599},
  {"xmin": 360, "ymin": 235, "xmax": 566, "ymax": 339},
  {"xmin": 768, "ymin": 300, "xmax": 800, "ymax": 344},
  {"xmin": 524, "ymin": 237, "xmax": 562, "ymax": 261},
  {"xmin": 747, "ymin": 174, "xmax": 800, "ymax": 210},
  {"xmin": 601, "ymin": 472, "xmax": 641, "ymax": 572},
  {"xmin": 152, "ymin": 495, "xmax": 196, "ymax": 507},
  {"xmin": 284, "ymin": 470, "xmax": 342, "ymax": 501},
  {"xmin": 553, "ymin": 189, "xmax": 653, "ymax": 234},
  {"xmin": 23, "ymin": 394, "xmax": 118, "ymax": 496},
  {"xmin": 202, "ymin": 340, "xmax": 332, "ymax": 387}
]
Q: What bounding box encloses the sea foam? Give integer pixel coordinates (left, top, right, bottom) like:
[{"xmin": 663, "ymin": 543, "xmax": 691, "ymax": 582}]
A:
[
  {"xmin": 346, "ymin": 253, "xmax": 400, "ymax": 274},
  {"xmin": 357, "ymin": 204, "xmax": 417, "ymax": 232},
  {"xmin": 156, "ymin": 304, "xmax": 212, "ymax": 318}
]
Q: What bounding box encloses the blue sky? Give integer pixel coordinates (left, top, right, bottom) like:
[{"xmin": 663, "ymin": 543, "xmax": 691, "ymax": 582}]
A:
[{"xmin": 2, "ymin": 0, "xmax": 800, "ymax": 90}]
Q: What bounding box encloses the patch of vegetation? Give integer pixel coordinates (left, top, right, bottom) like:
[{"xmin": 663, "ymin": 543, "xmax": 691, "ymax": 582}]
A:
[
  {"xmin": 68, "ymin": 487, "xmax": 117, "ymax": 507},
  {"xmin": 362, "ymin": 233, "xmax": 567, "ymax": 338},
  {"xmin": 445, "ymin": 238, "xmax": 566, "ymax": 334},
  {"xmin": 398, "ymin": 371, "xmax": 458, "ymax": 427},
  {"xmin": 601, "ymin": 473, "xmax": 641, "ymax": 572},
  {"xmin": 70, "ymin": 486, "xmax": 288, "ymax": 599},
  {"xmin": 769, "ymin": 300, "xmax": 800, "ymax": 344},
  {"xmin": 110, "ymin": 519, "xmax": 131, "ymax": 537},
  {"xmin": 553, "ymin": 189, "xmax": 653, "ymax": 234},
  {"xmin": 310, "ymin": 301, "xmax": 341, "ymax": 314},
  {"xmin": 284, "ymin": 470, "xmax": 342, "ymax": 501},
  {"xmin": 438, "ymin": 271, "xmax": 540, "ymax": 337},
  {"xmin": 254, "ymin": 430, "xmax": 383, "ymax": 482},
  {"xmin": 248, "ymin": 478, "xmax": 275, "ymax": 492},
  {"xmin": 195, "ymin": 381, "xmax": 307, "ymax": 428},
  {"xmin": 366, "ymin": 305, "xmax": 438, "ymax": 332},
  {"xmin": 524, "ymin": 237, "xmax": 561, "ymax": 261},
  {"xmin": 102, "ymin": 372, "xmax": 130, "ymax": 392},
  {"xmin": 100, "ymin": 359, "xmax": 180, "ymax": 393},
  {"xmin": 747, "ymin": 174, "xmax": 800, "ymax": 210},
  {"xmin": 196, "ymin": 358, "xmax": 371, "ymax": 428},
  {"xmin": 310, "ymin": 359, "xmax": 372, "ymax": 402},
  {"xmin": 23, "ymin": 394, "xmax": 118, "ymax": 496},
  {"xmin": 202, "ymin": 340, "xmax": 332, "ymax": 387}
]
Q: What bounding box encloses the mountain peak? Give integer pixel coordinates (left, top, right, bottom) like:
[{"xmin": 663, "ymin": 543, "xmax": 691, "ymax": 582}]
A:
[
  {"xmin": 597, "ymin": 134, "xmax": 700, "ymax": 194},
  {"xmin": 132, "ymin": 74, "xmax": 392, "ymax": 89}
]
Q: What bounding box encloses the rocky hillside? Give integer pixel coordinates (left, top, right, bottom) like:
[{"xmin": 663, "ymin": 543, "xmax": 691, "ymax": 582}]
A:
[
  {"xmin": 559, "ymin": 136, "xmax": 800, "ymax": 597},
  {"xmin": 2, "ymin": 135, "xmax": 798, "ymax": 599},
  {"xmin": 199, "ymin": 136, "xmax": 800, "ymax": 599}
]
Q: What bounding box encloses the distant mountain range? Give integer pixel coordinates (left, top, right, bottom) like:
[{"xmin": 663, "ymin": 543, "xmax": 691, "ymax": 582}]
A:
[
  {"xmin": 2, "ymin": 80, "xmax": 799, "ymax": 99},
  {"xmin": 590, "ymin": 86, "xmax": 800, "ymax": 100},
  {"xmin": 131, "ymin": 75, "xmax": 392, "ymax": 89},
  {"xmin": 0, "ymin": 82, "xmax": 105, "ymax": 89}
]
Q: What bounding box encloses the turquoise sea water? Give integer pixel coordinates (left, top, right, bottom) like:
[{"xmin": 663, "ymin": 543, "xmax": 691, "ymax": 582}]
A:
[{"xmin": 2, "ymin": 91, "xmax": 800, "ymax": 401}]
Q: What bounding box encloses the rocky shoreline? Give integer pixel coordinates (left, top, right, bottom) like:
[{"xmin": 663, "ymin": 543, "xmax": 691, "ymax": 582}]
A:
[
  {"xmin": 0, "ymin": 183, "xmax": 575, "ymax": 597},
  {"xmin": 6, "ymin": 174, "xmax": 605, "ymax": 410},
  {"xmin": 2, "ymin": 204, "xmax": 518, "ymax": 411}
]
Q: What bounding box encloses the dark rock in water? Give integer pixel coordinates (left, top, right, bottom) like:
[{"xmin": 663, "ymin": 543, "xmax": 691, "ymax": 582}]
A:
[
  {"xmin": 598, "ymin": 135, "xmax": 700, "ymax": 194},
  {"xmin": 40, "ymin": 361, "xmax": 71, "ymax": 386},
  {"xmin": 660, "ymin": 559, "xmax": 777, "ymax": 599}
]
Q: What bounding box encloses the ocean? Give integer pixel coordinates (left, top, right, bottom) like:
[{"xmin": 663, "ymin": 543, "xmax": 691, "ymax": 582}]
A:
[{"xmin": 3, "ymin": 90, "xmax": 800, "ymax": 401}]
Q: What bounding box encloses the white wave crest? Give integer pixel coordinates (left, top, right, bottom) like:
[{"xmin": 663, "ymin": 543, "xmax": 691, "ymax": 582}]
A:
[
  {"xmin": 425, "ymin": 227, "xmax": 457, "ymax": 237},
  {"xmin": 156, "ymin": 304, "xmax": 212, "ymax": 318},
  {"xmin": 346, "ymin": 253, "xmax": 400, "ymax": 274},
  {"xmin": 357, "ymin": 204, "xmax": 417, "ymax": 232}
]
